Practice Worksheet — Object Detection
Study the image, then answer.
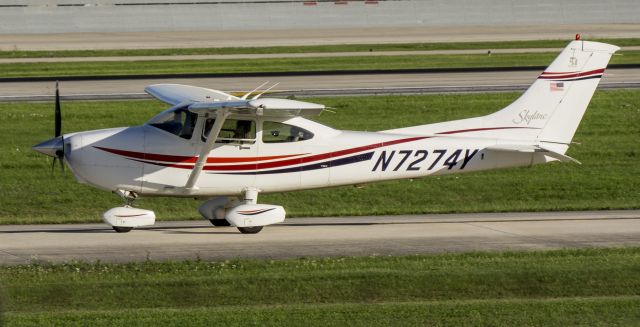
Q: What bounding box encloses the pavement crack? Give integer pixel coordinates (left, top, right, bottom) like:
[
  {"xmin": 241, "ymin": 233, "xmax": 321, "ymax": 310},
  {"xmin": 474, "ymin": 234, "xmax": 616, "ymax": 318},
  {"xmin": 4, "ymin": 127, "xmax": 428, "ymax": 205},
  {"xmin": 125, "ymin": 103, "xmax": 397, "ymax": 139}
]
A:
[
  {"xmin": 463, "ymin": 222, "xmax": 590, "ymax": 248},
  {"xmin": 0, "ymin": 249, "xmax": 29, "ymax": 262}
]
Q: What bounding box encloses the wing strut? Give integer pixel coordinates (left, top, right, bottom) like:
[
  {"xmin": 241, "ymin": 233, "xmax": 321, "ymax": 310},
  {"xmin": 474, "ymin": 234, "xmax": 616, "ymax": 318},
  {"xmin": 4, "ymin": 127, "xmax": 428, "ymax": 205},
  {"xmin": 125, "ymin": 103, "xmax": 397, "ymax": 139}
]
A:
[{"xmin": 184, "ymin": 108, "xmax": 230, "ymax": 190}]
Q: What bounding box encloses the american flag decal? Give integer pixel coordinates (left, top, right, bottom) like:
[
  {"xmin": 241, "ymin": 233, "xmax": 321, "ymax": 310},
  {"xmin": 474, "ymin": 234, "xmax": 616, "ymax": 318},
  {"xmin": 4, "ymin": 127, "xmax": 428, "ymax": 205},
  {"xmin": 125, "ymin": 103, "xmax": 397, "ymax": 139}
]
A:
[{"xmin": 550, "ymin": 81, "xmax": 564, "ymax": 92}]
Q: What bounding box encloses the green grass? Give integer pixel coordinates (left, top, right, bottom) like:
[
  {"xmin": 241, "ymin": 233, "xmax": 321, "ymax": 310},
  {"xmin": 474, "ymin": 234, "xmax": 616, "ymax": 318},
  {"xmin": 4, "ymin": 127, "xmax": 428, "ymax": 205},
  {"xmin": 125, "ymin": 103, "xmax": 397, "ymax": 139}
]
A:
[
  {"xmin": 1, "ymin": 248, "xmax": 640, "ymax": 326},
  {"xmin": 1, "ymin": 51, "xmax": 639, "ymax": 78},
  {"xmin": 2, "ymin": 38, "xmax": 639, "ymax": 58},
  {"xmin": 6, "ymin": 298, "xmax": 640, "ymax": 327},
  {"xmin": 1, "ymin": 90, "xmax": 639, "ymax": 224}
]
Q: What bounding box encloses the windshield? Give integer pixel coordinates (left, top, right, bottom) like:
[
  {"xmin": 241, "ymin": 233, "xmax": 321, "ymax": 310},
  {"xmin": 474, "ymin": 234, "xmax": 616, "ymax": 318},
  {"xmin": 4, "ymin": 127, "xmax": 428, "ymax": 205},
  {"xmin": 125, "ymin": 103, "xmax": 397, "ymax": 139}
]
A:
[{"xmin": 148, "ymin": 107, "xmax": 198, "ymax": 140}]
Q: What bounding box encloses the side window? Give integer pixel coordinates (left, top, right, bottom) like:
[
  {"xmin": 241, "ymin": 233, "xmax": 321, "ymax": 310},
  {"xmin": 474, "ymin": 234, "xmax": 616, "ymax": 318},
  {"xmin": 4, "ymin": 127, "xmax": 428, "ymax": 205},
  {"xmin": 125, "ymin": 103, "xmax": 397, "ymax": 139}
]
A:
[
  {"xmin": 149, "ymin": 108, "xmax": 197, "ymax": 140},
  {"xmin": 202, "ymin": 118, "xmax": 256, "ymax": 144},
  {"xmin": 262, "ymin": 121, "xmax": 314, "ymax": 143}
]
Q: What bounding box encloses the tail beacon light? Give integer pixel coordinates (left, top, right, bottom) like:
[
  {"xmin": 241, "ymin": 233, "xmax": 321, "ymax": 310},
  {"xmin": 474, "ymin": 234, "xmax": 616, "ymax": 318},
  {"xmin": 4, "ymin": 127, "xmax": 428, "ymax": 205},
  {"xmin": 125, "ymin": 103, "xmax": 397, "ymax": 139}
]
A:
[
  {"xmin": 102, "ymin": 206, "xmax": 156, "ymax": 228},
  {"xmin": 226, "ymin": 204, "xmax": 285, "ymax": 227}
]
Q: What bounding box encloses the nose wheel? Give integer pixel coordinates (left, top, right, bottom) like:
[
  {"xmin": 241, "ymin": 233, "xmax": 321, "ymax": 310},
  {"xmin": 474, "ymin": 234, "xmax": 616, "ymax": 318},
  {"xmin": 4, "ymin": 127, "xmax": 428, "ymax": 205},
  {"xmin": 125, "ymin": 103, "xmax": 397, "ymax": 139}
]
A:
[
  {"xmin": 103, "ymin": 191, "xmax": 156, "ymax": 233},
  {"xmin": 112, "ymin": 226, "xmax": 134, "ymax": 233},
  {"xmin": 237, "ymin": 226, "xmax": 263, "ymax": 234}
]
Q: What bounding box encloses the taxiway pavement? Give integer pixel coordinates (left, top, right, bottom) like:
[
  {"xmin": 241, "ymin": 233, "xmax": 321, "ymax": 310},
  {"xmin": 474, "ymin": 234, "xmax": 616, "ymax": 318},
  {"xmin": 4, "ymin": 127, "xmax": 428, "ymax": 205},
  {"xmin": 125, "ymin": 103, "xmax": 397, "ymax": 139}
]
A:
[
  {"xmin": 1, "ymin": 210, "xmax": 638, "ymax": 265},
  {"xmin": 1, "ymin": 67, "xmax": 639, "ymax": 101}
]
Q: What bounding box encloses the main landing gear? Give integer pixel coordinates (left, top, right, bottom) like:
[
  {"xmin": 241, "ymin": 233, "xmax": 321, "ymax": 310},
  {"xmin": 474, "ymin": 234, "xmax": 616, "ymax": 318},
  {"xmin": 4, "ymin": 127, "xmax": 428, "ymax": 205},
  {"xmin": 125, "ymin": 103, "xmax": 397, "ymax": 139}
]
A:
[{"xmin": 198, "ymin": 187, "xmax": 285, "ymax": 234}]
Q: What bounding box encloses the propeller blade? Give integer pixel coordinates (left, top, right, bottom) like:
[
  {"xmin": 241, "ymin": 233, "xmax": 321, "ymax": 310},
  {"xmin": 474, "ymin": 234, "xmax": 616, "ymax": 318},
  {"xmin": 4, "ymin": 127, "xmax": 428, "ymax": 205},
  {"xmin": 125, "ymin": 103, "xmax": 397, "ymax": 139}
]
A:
[
  {"xmin": 55, "ymin": 81, "xmax": 61, "ymax": 137},
  {"xmin": 58, "ymin": 154, "xmax": 65, "ymax": 174},
  {"xmin": 51, "ymin": 157, "xmax": 57, "ymax": 175}
]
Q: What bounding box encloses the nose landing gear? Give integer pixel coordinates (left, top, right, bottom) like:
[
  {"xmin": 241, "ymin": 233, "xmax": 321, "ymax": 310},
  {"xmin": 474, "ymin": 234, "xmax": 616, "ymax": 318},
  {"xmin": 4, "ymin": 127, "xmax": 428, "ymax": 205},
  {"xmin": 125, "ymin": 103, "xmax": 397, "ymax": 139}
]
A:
[{"xmin": 102, "ymin": 190, "xmax": 156, "ymax": 233}]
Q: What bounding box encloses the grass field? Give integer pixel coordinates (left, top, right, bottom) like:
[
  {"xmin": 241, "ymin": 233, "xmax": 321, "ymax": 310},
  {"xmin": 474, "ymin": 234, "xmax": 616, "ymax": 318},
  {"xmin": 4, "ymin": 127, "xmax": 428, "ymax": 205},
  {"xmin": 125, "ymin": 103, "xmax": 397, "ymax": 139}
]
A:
[
  {"xmin": 1, "ymin": 89, "xmax": 638, "ymax": 224},
  {"xmin": 2, "ymin": 51, "xmax": 639, "ymax": 78},
  {"xmin": 2, "ymin": 38, "xmax": 639, "ymax": 58},
  {"xmin": 1, "ymin": 247, "xmax": 639, "ymax": 326}
]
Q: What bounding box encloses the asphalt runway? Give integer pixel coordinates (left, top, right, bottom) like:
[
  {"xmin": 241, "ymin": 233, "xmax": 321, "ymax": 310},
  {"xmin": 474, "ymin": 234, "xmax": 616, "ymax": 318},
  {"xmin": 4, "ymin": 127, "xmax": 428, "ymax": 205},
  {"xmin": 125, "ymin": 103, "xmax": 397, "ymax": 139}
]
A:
[
  {"xmin": 1, "ymin": 67, "xmax": 639, "ymax": 101},
  {"xmin": 1, "ymin": 210, "xmax": 638, "ymax": 265}
]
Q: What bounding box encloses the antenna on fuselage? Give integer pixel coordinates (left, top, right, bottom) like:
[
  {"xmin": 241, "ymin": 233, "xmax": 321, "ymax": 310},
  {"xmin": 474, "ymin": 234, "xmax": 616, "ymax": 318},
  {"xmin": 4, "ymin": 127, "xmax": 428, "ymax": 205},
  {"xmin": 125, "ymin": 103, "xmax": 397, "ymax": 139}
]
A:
[
  {"xmin": 240, "ymin": 81, "xmax": 269, "ymax": 100},
  {"xmin": 252, "ymin": 82, "xmax": 280, "ymax": 100}
]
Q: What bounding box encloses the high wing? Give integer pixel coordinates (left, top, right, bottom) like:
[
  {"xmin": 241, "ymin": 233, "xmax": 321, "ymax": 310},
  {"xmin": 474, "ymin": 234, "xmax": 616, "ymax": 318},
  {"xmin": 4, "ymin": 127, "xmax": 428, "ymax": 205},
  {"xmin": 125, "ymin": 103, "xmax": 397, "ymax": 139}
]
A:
[
  {"xmin": 188, "ymin": 98, "xmax": 325, "ymax": 117},
  {"xmin": 146, "ymin": 84, "xmax": 325, "ymax": 117},
  {"xmin": 145, "ymin": 84, "xmax": 240, "ymax": 105}
]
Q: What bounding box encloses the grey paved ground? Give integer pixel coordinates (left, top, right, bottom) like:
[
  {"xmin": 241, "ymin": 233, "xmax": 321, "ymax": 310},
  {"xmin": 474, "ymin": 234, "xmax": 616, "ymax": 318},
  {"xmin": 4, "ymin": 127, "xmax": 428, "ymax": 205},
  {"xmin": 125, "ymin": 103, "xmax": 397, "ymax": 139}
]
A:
[
  {"xmin": 1, "ymin": 67, "xmax": 637, "ymax": 101},
  {"xmin": 1, "ymin": 24, "xmax": 638, "ymax": 51},
  {"xmin": 1, "ymin": 210, "xmax": 638, "ymax": 265}
]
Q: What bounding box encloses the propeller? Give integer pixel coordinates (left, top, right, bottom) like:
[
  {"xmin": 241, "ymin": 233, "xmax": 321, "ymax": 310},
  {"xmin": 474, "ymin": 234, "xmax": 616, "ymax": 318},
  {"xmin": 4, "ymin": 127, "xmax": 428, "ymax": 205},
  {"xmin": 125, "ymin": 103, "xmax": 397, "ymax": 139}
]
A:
[
  {"xmin": 52, "ymin": 81, "xmax": 64, "ymax": 173},
  {"xmin": 32, "ymin": 81, "xmax": 66, "ymax": 174}
]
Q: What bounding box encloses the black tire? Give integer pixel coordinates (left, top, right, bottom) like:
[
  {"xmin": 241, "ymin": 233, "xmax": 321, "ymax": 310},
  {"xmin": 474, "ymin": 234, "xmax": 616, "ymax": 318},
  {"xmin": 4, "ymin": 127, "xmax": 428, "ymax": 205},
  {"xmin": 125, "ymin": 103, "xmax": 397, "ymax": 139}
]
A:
[
  {"xmin": 113, "ymin": 226, "xmax": 133, "ymax": 233},
  {"xmin": 237, "ymin": 226, "xmax": 263, "ymax": 234},
  {"xmin": 209, "ymin": 219, "xmax": 231, "ymax": 227}
]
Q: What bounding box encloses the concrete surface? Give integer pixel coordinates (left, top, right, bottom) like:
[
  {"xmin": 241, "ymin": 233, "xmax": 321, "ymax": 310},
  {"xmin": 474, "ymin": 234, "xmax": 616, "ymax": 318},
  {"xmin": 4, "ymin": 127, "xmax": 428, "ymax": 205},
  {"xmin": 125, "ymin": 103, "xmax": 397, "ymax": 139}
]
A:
[
  {"xmin": 1, "ymin": 0, "xmax": 638, "ymax": 34},
  {"xmin": 1, "ymin": 24, "xmax": 639, "ymax": 51},
  {"xmin": 1, "ymin": 210, "xmax": 638, "ymax": 265}
]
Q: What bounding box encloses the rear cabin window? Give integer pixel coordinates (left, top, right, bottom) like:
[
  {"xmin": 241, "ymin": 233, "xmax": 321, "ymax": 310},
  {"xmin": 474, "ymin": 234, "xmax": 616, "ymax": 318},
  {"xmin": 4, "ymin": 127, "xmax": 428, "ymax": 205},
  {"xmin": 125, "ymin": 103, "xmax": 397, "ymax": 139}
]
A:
[
  {"xmin": 202, "ymin": 118, "xmax": 256, "ymax": 144},
  {"xmin": 148, "ymin": 108, "xmax": 197, "ymax": 140},
  {"xmin": 262, "ymin": 121, "xmax": 314, "ymax": 143}
]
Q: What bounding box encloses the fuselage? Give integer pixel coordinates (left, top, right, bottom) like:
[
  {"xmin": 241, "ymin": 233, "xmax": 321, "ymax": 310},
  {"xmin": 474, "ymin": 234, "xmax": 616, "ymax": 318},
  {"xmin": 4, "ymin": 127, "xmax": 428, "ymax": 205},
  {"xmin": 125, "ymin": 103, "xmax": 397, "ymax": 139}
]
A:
[{"xmin": 62, "ymin": 113, "xmax": 551, "ymax": 197}]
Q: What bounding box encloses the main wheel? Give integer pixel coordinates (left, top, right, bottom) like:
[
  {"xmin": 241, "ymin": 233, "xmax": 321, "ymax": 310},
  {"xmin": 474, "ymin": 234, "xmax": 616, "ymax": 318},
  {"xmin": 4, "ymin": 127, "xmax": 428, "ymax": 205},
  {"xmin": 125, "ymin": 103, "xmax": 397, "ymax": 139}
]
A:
[
  {"xmin": 209, "ymin": 219, "xmax": 231, "ymax": 227},
  {"xmin": 237, "ymin": 226, "xmax": 263, "ymax": 234},
  {"xmin": 113, "ymin": 226, "xmax": 133, "ymax": 233}
]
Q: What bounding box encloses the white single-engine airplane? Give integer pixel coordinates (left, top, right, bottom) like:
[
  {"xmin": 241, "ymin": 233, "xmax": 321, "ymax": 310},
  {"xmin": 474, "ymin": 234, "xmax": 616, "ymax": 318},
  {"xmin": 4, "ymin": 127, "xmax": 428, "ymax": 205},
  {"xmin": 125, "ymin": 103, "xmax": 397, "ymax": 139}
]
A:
[{"xmin": 33, "ymin": 38, "xmax": 618, "ymax": 233}]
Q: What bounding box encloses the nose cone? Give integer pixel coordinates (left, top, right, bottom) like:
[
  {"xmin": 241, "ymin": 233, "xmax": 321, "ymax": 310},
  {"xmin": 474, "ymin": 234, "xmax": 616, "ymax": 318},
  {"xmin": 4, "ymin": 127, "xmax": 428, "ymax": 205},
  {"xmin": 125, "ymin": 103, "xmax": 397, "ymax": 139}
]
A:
[{"xmin": 32, "ymin": 136, "xmax": 64, "ymax": 157}]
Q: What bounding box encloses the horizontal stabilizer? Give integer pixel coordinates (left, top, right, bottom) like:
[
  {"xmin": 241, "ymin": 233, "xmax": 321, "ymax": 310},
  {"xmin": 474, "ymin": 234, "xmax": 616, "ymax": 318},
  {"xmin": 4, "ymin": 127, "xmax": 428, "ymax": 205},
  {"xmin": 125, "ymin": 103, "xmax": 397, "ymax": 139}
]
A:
[{"xmin": 486, "ymin": 144, "xmax": 581, "ymax": 164}]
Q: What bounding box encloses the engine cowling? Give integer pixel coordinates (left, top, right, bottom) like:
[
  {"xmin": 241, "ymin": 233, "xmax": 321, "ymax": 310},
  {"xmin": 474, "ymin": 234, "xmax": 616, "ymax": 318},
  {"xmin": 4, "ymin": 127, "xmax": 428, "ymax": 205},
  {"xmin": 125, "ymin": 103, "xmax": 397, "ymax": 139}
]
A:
[{"xmin": 225, "ymin": 204, "xmax": 285, "ymax": 227}]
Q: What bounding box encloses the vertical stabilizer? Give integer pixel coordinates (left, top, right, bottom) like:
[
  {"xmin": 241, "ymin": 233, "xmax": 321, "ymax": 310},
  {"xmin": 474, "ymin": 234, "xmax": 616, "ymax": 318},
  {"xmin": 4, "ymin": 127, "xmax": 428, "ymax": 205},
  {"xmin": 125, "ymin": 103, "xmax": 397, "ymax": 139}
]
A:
[{"xmin": 486, "ymin": 40, "xmax": 619, "ymax": 146}]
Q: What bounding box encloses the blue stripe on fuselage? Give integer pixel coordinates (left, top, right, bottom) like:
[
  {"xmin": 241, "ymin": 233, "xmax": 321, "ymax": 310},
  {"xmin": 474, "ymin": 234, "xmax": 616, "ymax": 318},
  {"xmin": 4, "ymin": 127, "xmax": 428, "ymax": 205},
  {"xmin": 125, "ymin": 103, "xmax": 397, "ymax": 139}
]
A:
[{"xmin": 210, "ymin": 152, "xmax": 374, "ymax": 175}]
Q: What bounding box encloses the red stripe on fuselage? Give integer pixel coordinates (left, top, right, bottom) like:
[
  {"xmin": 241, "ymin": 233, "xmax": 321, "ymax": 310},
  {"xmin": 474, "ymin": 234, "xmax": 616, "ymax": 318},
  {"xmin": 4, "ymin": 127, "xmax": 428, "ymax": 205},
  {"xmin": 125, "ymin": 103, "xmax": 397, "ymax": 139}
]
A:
[
  {"xmin": 97, "ymin": 126, "xmax": 538, "ymax": 172},
  {"xmin": 436, "ymin": 126, "xmax": 538, "ymax": 135},
  {"xmin": 94, "ymin": 146, "xmax": 304, "ymax": 164}
]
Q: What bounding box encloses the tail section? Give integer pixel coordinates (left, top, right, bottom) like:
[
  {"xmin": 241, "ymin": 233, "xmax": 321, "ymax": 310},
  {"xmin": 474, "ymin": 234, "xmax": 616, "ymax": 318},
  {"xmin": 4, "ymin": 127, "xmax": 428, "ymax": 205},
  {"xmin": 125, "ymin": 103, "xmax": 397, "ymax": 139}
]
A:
[
  {"xmin": 384, "ymin": 39, "xmax": 620, "ymax": 151},
  {"xmin": 487, "ymin": 40, "xmax": 619, "ymax": 145}
]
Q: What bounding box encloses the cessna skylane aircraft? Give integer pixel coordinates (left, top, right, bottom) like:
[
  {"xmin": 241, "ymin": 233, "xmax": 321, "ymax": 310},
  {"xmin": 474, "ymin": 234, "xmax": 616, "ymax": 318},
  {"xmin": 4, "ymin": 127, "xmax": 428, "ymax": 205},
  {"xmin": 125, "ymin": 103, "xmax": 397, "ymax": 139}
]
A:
[{"xmin": 33, "ymin": 38, "xmax": 618, "ymax": 233}]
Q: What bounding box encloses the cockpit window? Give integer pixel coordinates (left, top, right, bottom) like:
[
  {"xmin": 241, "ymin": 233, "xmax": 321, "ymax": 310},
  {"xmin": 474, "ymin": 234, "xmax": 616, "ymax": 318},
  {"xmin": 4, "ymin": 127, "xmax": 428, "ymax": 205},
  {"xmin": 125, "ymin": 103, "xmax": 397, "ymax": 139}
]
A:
[
  {"xmin": 148, "ymin": 108, "xmax": 197, "ymax": 140},
  {"xmin": 262, "ymin": 121, "xmax": 314, "ymax": 143},
  {"xmin": 202, "ymin": 118, "xmax": 256, "ymax": 144}
]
